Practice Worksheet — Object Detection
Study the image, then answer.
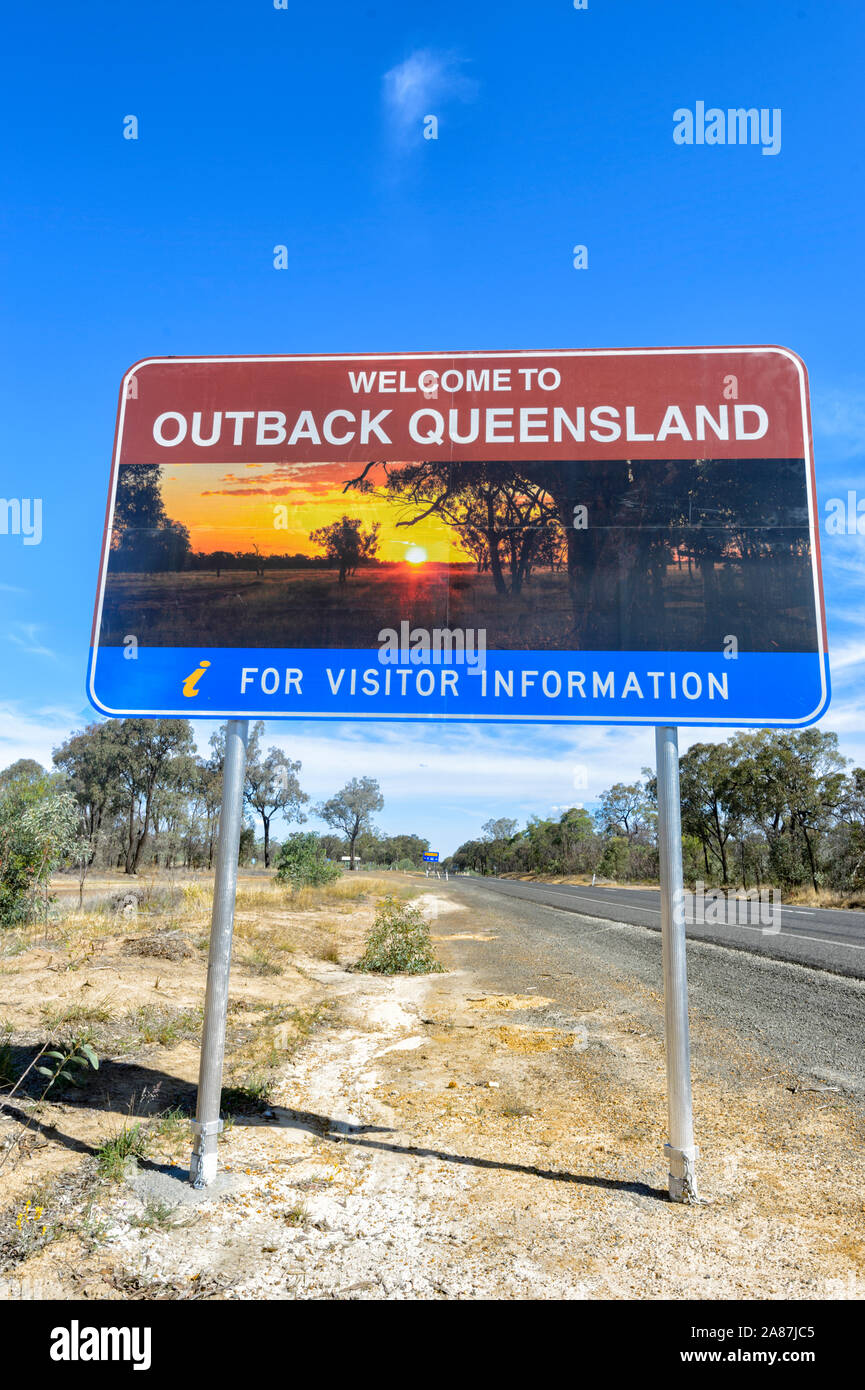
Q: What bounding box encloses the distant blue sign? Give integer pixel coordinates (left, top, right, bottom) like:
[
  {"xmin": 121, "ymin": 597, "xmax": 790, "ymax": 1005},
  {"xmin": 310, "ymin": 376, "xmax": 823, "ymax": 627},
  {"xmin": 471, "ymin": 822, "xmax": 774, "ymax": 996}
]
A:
[{"xmin": 88, "ymin": 349, "xmax": 830, "ymax": 728}]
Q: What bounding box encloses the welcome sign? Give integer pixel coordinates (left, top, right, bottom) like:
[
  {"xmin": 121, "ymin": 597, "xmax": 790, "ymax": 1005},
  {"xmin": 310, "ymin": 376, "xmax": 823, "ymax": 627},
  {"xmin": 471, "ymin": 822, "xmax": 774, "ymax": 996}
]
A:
[{"xmin": 87, "ymin": 347, "xmax": 829, "ymax": 727}]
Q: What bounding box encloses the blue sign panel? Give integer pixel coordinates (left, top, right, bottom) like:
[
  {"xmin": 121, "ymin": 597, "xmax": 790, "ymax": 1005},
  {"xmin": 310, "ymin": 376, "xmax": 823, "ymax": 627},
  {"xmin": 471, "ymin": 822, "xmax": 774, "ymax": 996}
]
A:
[
  {"xmin": 88, "ymin": 349, "xmax": 830, "ymax": 728},
  {"xmin": 88, "ymin": 646, "xmax": 829, "ymax": 728}
]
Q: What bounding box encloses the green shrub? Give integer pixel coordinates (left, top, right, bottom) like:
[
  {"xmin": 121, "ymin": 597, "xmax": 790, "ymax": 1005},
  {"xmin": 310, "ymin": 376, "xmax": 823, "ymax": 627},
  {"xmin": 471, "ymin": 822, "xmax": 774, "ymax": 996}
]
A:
[
  {"xmin": 275, "ymin": 833, "xmax": 341, "ymax": 890},
  {"xmin": 355, "ymin": 896, "xmax": 444, "ymax": 975},
  {"xmin": 96, "ymin": 1123, "xmax": 150, "ymax": 1180},
  {"xmin": 0, "ymin": 784, "xmax": 81, "ymax": 926},
  {"xmin": 597, "ymin": 835, "xmax": 630, "ymax": 881},
  {"xmin": 0, "ymin": 790, "xmax": 40, "ymax": 926}
]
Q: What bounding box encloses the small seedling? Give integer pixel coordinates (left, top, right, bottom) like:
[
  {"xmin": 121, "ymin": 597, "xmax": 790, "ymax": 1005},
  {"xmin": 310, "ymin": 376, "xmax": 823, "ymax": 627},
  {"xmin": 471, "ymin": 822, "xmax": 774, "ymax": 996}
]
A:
[{"xmin": 35, "ymin": 1041, "xmax": 99, "ymax": 1092}]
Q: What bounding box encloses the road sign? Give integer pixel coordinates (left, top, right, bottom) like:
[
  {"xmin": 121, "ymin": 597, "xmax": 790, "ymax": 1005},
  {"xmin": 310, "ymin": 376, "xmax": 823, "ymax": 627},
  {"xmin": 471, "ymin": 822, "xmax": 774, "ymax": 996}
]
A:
[
  {"xmin": 88, "ymin": 348, "xmax": 828, "ymax": 727},
  {"xmin": 422, "ymin": 852, "xmax": 440, "ymax": 862}
]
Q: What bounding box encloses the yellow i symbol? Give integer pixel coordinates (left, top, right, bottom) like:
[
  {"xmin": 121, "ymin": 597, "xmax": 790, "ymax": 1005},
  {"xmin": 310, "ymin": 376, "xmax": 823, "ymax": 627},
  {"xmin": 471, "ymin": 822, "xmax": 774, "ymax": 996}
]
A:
[{"xmin": 182, "ymin": 660, "xmax": 211, "ymax": 697}]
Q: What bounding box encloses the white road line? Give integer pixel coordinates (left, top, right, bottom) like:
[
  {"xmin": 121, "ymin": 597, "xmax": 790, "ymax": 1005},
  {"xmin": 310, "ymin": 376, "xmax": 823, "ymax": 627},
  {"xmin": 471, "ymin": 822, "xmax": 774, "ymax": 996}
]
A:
[
  {"xmin": 493, "ymin": 885, "xmax": 865, "ymax": 953},
  {"xmin": 688, "ymin": 923, "xmax": 865, "ymax": 951},
  {"xmin": 530, "ymin": 890, "xmax": 663, "ymax": 914},
  {"xmin": 531, "ymin": 884, "xmax": 849, "ymax": 923}
]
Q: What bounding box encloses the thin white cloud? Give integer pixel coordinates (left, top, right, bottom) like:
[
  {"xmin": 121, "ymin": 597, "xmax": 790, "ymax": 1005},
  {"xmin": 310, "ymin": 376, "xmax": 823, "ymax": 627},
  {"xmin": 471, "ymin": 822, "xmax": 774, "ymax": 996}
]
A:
[
  {"xmin": 261, "ymin": 719, "xmax": 658, "ymax": 813},
  {"xmin": 0, "ymin": 702, "xmax": 84, "ymax": 769},
  {"xmin": 382, "ymin": 48, "xmax": 476, "ymax": 134},
  {"xmin": 813, "ymin": 697, "xmax": 865, "ymax": 751},
  {"xmin": 824, "ymin": 639, "xmax": 865, "ymax": 673},
  {"xmin": 7, "ymin": 623, "xmax": 57, "ymax": 659},
  {"xmin": 822, "ymin": 551, "xmax": 865, "ymax": 585}
]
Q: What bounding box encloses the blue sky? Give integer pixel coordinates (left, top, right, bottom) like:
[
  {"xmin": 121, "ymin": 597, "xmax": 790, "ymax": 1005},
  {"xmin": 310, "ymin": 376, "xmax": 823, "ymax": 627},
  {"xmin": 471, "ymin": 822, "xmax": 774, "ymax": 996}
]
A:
[{"xmin": 1, "ymin": 0, "xmax": 864, "ymax": 853}]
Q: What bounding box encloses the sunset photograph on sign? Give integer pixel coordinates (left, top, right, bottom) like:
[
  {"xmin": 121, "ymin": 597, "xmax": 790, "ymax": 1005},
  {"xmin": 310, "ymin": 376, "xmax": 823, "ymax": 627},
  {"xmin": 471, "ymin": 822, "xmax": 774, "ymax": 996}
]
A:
[{"xmin": 99, "ymin": 454, "xmax": 819, "ymax": 654}]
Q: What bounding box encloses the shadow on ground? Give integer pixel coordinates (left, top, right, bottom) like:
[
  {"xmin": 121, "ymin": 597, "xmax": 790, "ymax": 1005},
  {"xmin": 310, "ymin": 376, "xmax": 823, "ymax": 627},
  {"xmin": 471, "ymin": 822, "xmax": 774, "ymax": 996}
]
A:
[
  {"xmin": 236, "ymin": 1105, "xmax": 669, "ymax": 1201},
  {"xmin": 2, "ymin": 1057, "xmax": 669, "ymax": 1203}
]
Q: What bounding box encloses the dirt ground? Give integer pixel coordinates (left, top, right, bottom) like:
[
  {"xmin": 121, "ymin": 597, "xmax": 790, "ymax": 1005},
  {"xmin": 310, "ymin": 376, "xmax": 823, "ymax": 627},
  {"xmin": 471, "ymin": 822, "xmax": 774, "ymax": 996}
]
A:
[{"xmin": 1, "ymin": 872, "xmax": 863, "ymax": 1301}]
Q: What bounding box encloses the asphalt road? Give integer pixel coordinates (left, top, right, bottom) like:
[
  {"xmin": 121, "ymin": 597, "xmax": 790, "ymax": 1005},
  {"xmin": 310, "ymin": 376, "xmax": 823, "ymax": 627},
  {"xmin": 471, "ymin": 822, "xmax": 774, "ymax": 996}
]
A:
[
  {"xmin": 451, "ymin": 875, "xmax": 865, "ymax": 979},
  {"xmin": 440, "ymin": 878, "xmax": 865, "ymax": 1105}
]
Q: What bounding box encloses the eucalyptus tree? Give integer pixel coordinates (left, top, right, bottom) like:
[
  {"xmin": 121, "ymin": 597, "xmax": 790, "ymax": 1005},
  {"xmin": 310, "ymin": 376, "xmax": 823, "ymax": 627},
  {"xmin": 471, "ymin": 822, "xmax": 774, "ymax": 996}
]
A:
[
  {"xmin": 676, "ymin": 743, "xmax": 744, "ymax": 885},
  {"xmin": 53, "ymin": 723, "xmax": 120, "ymax": 874},
  {"xmin": 317, "ymin": 777, "xmax": 383, "ymax": 870},
  {"xmin": 99, "ymin": 719, "xmax": 196, "ymax": 874},
  {"xmin": 243, "ymin": 723, "xmax": 308, "ymax": 867}
]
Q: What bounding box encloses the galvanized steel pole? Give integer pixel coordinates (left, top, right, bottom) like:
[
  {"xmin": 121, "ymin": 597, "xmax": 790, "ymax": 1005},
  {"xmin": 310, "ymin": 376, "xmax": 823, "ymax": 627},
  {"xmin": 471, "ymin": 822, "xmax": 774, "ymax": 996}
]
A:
[
  {"xmin": 655, "ymin": 724, "xmax": 699, "ymax": 1203},
  {"xmin": 189, "ymin": 718, "xmax": 249, "ymax": 1187}
]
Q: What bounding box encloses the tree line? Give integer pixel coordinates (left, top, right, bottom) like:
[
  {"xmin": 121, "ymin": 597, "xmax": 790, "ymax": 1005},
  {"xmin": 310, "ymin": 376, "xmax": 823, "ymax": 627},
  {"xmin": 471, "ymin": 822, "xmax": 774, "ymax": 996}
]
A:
[
  {"xmin": 0, "ymin": 718, "xmax": 422, "ymax": 925},
  {"xmin": 3, "ymin": 721, "xmax": 862, "ymax": 926},
  {"xmin": 448, "ymin": 729, "xmax": 865, "ymax": 896}
]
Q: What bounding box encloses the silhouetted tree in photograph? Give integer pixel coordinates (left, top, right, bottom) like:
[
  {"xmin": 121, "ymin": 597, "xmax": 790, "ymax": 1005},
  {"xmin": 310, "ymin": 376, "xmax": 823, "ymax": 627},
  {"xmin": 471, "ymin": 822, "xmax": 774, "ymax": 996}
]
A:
[{"xmin": 308, "ymin": 515, "xmax": 381, "ymax": 583}]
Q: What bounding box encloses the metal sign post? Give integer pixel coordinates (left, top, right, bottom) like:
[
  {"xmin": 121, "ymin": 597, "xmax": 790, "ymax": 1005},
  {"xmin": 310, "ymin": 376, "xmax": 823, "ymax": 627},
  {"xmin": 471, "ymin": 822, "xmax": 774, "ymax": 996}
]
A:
[
  {"xmin": 655, "ymin": 724, "xmax": 699, "ymax": 1203},
  {"xmin": 189, "ymin": 718, "xmax": 249, "ymax": 1187}
]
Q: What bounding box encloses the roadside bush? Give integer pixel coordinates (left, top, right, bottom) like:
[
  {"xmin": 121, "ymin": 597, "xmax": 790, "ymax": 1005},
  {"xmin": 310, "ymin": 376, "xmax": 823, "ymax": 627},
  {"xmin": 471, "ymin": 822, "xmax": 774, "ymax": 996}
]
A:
[
  {"xmin": 0, "ymin": 788, "xmax": 80, "ymax": 926},
  {"xmin": 275, "ymin": 833, "xmax": 341, "ymax": 890},
  {"xmin": 597, "ymin": 835, "xmax": 630, "ymax": 881},
  {"xmin": 355, "ymin": 896, "xmax": 444, "ymax": 975},
  {"xmin": 0, "ymin": 805, "xmax": 35, "ymax": 926}
]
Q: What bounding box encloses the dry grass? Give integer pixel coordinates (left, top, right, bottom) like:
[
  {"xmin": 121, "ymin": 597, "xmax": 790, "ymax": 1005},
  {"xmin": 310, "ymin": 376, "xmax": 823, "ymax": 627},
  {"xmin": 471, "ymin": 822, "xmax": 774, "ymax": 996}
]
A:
[
  {"xmin": 222, "ymin": 1001, "xmax": 327, "ymax": 1110},
  {"xmin": 40, "ymin": 998, "xmax": 116, "ymax": 1030},
  {"xmin": 234, "ymin": 875, "xmax": 399, "ymax": 913},
  {"xmin": 242, "ymin": 945, "xmax": 283, "ymax": 976},
  {"xmin": 0, "ymin": 867, "xmax": 425, "ymax": 1291},
  {"xmin": 2, "ymin": 876, "xmax": 215, "ymax": 964},
  {"xmin": 784, "ymin": 885, "xmax": 865, "ymax": 909},
  {"xmin": 23, "ymin": 998, "xmax": 205, "ymax": 1059},
  {"xmin": 230, "ymin": 875, "xmax": 414, "ymax": 970},
  {"xmin": 502, "ymin": 872, "xmax": 662, "ymax": 890},
  {"xmin": 120, "ymin": 1004, "xmax": 204, "ymax": 1050},
  {"xmin": 3, "ymin": 875, "xmax": 413, "ymax": 963}
]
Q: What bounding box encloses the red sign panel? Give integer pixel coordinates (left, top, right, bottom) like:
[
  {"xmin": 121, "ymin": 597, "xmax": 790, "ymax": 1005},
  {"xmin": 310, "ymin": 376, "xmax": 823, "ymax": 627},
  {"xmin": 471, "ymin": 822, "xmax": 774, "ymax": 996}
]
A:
[{"xmin": 117, "ymin": 347, "xmax": 806, "ymax": 466}]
